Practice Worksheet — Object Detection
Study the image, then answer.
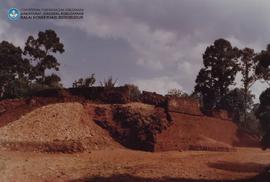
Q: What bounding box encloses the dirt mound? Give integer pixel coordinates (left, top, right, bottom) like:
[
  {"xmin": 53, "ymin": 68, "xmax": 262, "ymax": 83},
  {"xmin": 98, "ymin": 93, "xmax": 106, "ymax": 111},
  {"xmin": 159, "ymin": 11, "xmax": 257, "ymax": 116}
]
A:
[
  {"xmin": 0, "ymin": 97, "xmax": 84, "ymax": 128},
  {"xmin": 0, "ymin": 102, "xmax": 120, "ymax": 152}
]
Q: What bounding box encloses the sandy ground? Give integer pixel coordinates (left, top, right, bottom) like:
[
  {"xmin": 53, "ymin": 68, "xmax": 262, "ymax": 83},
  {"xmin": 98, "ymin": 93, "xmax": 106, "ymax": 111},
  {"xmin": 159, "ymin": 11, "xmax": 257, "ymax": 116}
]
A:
[{"xmin": 0, "ymin": 147, "xmax": 269, "ymax": 182}]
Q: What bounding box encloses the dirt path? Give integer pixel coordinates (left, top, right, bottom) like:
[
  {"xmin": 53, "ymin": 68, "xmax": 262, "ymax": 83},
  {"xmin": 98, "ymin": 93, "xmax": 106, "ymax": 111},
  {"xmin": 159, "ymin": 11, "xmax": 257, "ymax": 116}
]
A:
[{"xmin": 0, "ymin": 147, "xmax": 269, "ymax": 181}]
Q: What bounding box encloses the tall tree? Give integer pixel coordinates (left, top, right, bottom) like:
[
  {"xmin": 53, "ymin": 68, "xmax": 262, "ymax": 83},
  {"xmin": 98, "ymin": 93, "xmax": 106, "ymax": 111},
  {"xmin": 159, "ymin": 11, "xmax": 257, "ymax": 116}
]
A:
[
  {"xmin": 0, "ymin": 41, "xmax": 30, "ymax": 98},
  {"xmin": 219, "ymin": 88, "xmax": 254, "ymax": 124},
  {"xmin": 195, "ymin": 39, "xmax": 240, "ymax": 114},
  {"xmin": 239, "ymin": 48, "xmax": 257, "ymax": 124},
  {"xmin": 255, "ymin": 45, "xmax": 270, "ymax": 149},
  {"xmin": 255, "ymin": 44, "xmax": 270, "ymax": 85},
  {"xmin": 256, "ymin": 88, "xmax": 270, "ymax": 149},
  {"xmin": 23, "ymin": 29, "xmax": 64, "ymax": 87}
]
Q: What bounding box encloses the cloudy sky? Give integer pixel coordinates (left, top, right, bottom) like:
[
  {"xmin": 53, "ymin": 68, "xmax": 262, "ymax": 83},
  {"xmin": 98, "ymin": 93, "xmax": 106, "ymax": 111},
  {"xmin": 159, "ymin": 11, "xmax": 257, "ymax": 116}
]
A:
[{"xmin": 1, "ymin": 0, "xmax": 270, "ymax": 99}]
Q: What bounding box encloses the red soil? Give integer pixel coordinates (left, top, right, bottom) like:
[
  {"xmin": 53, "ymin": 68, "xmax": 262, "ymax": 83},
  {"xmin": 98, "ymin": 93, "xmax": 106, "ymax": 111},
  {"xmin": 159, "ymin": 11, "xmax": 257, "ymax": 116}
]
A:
[
  {"xmin": 0, "ymin": 98, "xmax": 265, "ymax": 181},
  {"xmin": 155, "ymin": 112, "xmax": 259, "ymax": 152},
  {"xmin": 0, "ymin": 98, "xmax": 260, "ymax": 153}
]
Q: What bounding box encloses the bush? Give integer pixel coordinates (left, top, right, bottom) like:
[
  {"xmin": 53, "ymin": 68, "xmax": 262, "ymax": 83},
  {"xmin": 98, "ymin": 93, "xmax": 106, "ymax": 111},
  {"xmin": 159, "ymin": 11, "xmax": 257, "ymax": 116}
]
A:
[
  {"xmin": 166, "ymin": 88, "xmax": 188, "ymax": 98},
  {"xmin": 100, "ymin": 76, "xmax": 118, "ymax": 89},
  {"xmin": 73, "ymin": 74, "xmax": 96, "ymax": 88},
  {"xmin": 112, "ymin": 106, "xmax": 166, "ymax": 151},
  {"xmin": 124, "ymin": 84, "xmax": 141, "ymax": 102}
]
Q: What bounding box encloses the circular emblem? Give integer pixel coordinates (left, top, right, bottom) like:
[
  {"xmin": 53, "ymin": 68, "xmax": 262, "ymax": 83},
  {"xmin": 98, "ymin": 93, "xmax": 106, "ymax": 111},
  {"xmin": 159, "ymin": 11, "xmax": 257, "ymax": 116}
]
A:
[{"xmin": 8, "ymin": 8, "xmax": 20, "ymax": 20}]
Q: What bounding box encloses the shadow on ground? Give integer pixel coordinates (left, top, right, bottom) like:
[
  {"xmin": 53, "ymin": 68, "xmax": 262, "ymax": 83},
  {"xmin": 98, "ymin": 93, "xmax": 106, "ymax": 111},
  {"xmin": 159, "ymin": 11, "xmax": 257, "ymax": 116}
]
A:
[
  {"xmin": 208, "ymin": 161, "xmax": 267, "ymax": 173},
  {"xmin": 70, "ymin": 173, "xmax": 270, "ymax": 182}
]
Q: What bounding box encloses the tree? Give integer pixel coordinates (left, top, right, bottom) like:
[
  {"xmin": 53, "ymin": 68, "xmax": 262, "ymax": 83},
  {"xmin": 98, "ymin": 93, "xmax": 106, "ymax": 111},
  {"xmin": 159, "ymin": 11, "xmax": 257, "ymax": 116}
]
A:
[
  {"xmin": 253, "ymin": 45, "xmax": 270, "ymax": 149},
  {"xmin": 73, "ymin": 74, "xmax": 96, "ymax": 88},
  {"xmin": 255, "ymin": 44, "xmax": 270, "ymax": 85},
  {"xmin": 195, "ymin": 39, "xmax": 240, "ymax": 114},
  {"xmin": 24, "ymin": 29, "xmax": 64, "ymax": 87},
  {"xmin": 166, "ymin": 88, "xmax": 188, "ymax": 98},
  {"xmin": 43, "ymin": 74, "xmax": 62, "ymax": 88},
  {"xmin": 256, "ymin": 88, "xmax": 270, "ymax": 149},
  {"xmin": 238, "ymin": 48, "xmax": 257, "ymax": 124},
  {"xmin": 219, "ymin": 88, "xmax": 254, "ymax": 124},
  {"xmin": 0, "ymin": 41, "xmax": 30, "ymax": 98}
]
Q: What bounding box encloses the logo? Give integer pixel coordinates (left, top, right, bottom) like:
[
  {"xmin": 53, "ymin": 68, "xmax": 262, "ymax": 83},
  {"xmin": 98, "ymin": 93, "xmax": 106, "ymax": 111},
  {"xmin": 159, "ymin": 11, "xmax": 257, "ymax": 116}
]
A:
[{"xmin": 8, "ymin": 8, "xmax": 20, "ymax": 20}]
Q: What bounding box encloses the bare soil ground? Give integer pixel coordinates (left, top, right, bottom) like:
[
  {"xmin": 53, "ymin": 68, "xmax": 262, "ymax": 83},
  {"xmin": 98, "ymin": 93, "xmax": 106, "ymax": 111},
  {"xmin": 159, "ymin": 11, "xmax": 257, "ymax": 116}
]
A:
[
  {"xmin": 0, "ymin": 101, "xmax": 267, "ymax": 181},
  {"xmin": 0, "ymin": 147, "xmax": 269, "ymax": 182}
]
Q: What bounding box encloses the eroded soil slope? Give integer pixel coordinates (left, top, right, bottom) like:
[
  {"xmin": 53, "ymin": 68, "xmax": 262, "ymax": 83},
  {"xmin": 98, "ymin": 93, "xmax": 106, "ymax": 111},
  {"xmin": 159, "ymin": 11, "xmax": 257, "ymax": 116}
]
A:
[{"xmin": 155, "ymin": 112, "xmax": 259, "ymax": 152}]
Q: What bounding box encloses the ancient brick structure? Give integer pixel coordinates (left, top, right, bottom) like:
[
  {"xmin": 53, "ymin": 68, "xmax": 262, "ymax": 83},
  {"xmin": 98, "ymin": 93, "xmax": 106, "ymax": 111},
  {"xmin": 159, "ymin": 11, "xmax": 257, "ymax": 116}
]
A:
[
  {"xmin": 30, "ymin": 87, "xmax": 231, "ymax": 120},
  {"xmin": 166, "ymin": 97, "xmax": 203, "ymax": 116},
  {"xmin": 32, "ymin": 86, "xmax": 133, "ymax": 104},
  {"xmin": 140, "ymin": 91, "xmax": 166, "ymax": 107}
]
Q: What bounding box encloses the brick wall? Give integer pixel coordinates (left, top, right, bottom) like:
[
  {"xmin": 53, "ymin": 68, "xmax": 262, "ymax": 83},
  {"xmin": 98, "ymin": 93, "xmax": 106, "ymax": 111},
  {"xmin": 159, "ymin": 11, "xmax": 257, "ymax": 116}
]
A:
[{"xmin": 166, "ymin": 97, "xmax": 203, "ymax": 116}]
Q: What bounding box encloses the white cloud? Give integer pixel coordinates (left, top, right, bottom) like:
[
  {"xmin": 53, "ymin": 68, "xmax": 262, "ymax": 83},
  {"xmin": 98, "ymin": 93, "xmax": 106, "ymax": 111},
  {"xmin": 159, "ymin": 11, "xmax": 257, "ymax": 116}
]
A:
[
  {"xmin": 134, "ymin": 76, "xmax": 183, "ymax": 95},
  {"xmin": 227, "ymin": 36, "xmax": 264, "ymax": 52},
  {"xmin": 25, "ymin": 0, "xmax": 270, "ymax": 97},
  {"xmin": 0, "ymin": 18, "xmax": 26, "ymax": 47},
  {"xmin": 57, "ymin": 12, "xmax": 185, "ymax": 71}
]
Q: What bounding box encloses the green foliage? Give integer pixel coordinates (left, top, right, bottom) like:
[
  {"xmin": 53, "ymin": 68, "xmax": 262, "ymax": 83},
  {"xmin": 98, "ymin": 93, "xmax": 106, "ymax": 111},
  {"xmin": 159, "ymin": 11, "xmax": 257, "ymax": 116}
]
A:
[
  {"xmin": 0, "ymin": 30, "xmax": 64, "ymax": 99},
  {"xmin": 239, "ymin": 48, "xmax": 257, "ymax": 89},
  {"xmin": 112, "ymin": 105, "xmax": 169, "ymax": 151},
  {"xmin": 24, "ymin": 29, "xmax": 64, "ymax": 87},
  {"xmin": 256, "ymin": 88, "xmax": 270, "ymax": 149},
  {"xmin": 195, "ymin": 39, "xmax": 240, "ymax": 113},
  {"xmin": 43, "ymin": 74, "xmax": 62, "ymax": 88},
  {"xmin": 241, "ymin": 104, "xmax": 261, "ymax": 134},
  {"xmin": 256, "ymin": 88, "xmax": 270, "ymax": 130},
  {"xmin": 255, "ymin": 44, "xmax": 270, "ymax": 84},
  {"xmin": 219, "ymin": 88, "xmax": 254, "ymax": 123},
  {"xmin": 73, "ymin": 74, "xmax": 96, "ymax": 88},
  {"xmin": 189, "ymin": 91, "xmax": 200, "ymax": 100},
  {"xmin": 0, "ymin": 41, "xmax": 31, "ymax": 99},
  {"xmin": 100, "ymin": 76, "xmax": 118, "ymax": 88},
  {"xmin": 166, "ymin": 88, "xmax": 188, "ymax": 98},
  {"xmin": 238, "ymin": 48, "xmax": 257, "ymax": 124}
]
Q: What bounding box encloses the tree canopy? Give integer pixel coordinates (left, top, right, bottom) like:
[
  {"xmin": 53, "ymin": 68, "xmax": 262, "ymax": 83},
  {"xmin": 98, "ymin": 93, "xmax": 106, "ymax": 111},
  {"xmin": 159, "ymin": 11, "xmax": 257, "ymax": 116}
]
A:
[
  {"xmin": 0, "ymin": 30, "xmax": 64, "ymax": 99},
  {"xmin": 24, "ymin": 29, "xmax": 64, "ymax": 86},
  {"xmin": 195, "ymin": 39, "xmax": 240, "ymax": 114},
  {"xmin": 0, "ymin": 41, "xmax": 30, "ymax": 98}
]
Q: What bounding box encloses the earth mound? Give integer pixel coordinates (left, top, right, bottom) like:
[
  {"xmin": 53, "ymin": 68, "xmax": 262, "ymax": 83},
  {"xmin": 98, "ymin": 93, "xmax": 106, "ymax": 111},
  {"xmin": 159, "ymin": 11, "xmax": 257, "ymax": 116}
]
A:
[{"xmin": 0, "ymin": 102, "xmax": 120, "ymax": 153}]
